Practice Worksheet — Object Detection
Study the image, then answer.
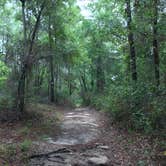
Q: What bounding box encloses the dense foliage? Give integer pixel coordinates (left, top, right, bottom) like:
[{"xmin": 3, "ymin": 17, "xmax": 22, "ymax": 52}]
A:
[{"xmin": 0, "ymin": 0, "xmax": 165, "ymax": 133}]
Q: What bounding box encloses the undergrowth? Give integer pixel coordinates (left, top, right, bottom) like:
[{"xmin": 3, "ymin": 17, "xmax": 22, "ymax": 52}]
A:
[{"xmin": 91, "ymin": 82, "xmax": 166, "ymax": 134}]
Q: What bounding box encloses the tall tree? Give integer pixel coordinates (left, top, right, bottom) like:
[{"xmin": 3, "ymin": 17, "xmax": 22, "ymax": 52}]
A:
[
  {"xmin": 48, "ymin": 14, "xmax": 55, "ymax": 102},
  {"xmin": 17, "ymin": 0, "xmax": 45, "ymax": 113},
  {"xmin": 152, "ymin": 0, "xmax": 160, "ymax": 87},
  {"xmin": 17, "ymin": 0, "xmax": 27, "ymax": 114},
  {"xmin": 125, "ymin": 0, "xmax": 137, "ymax": 81}
]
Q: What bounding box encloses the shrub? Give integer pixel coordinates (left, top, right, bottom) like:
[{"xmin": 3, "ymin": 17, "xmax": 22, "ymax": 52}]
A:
[{"xmin": 91, "ymin": 81, "xmax": 166, "ymax": 133}]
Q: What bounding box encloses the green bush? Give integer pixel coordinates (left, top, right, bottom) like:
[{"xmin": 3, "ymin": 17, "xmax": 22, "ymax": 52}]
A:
[{"xmin": 91, "ymin": 81, "xmax": 166, "ymax": 133}]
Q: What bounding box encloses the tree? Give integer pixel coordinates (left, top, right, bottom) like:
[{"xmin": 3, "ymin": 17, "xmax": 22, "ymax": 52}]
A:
[
  {"xmin": 152, "ymin": 0, "xmax": 160, "ymax": 87},
  {"xmin": 125, "ymin": 0, "xmax": 137, "ymax": 81},
  {"xmin": 48, "ymin": 13, "xmax": 55, "ymax": 102},
  {"xmin": 17, "ymin": 0, "xmax": 46, "ymax": 113}
]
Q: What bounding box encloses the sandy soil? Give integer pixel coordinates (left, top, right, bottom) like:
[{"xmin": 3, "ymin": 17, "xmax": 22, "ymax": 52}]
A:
[{"xmin": 29, "ymin": 107, "xmax": 165, "ymax": 166}]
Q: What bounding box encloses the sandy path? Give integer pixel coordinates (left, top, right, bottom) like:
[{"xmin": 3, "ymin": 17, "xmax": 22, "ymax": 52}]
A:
[
  {"xmin": 46, "ymin": 107, "xmax": 101, "ymax": 145},
  {"xmin": 29, "ymin": 107, "xmax": 109, "ymax": 166},
  {"xmin": 29, "ymin": 107, "xmax": 159, "ymax": 166}
]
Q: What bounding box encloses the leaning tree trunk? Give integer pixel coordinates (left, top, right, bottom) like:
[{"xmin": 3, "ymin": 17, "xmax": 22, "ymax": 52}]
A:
[
  {"xmin": 17, "ymin": 0, "xmax": 45, "ymax": 113},
  {"xmin": 153, "ymin": 0, "xmax": 160, "ymax": 87},
  {"xmin": 126, "ymin": 0, "xmax": 137, "ymax": 81}
]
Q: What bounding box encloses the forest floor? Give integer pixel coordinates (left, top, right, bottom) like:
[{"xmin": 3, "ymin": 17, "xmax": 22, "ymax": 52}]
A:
[{"xmin": 0, "ymin": 104, "xmax": 165, "ymax": 166}]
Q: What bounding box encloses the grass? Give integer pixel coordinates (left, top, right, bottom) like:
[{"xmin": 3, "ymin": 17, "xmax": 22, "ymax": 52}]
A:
[
  {"xmin": 0, "ymin": 139, "xmax": 33, "ymax": 165},
  {"xmin": 0, "ymin": 144, "xmax": 17, "ymax": 157},
  {"xmin": 0, "ymin": 144, "xmax": 17, "ymax": 165},
  {"xmin": 20, "ymin": 139, "xmax": 32, "ymax": 152},
  {"xmin": 18, "ymin": 126, "xmax": 30, "ymax": 136},
  {"xmin": 16, "ymin": 103, "xmax": 62, "ymax": 138}
]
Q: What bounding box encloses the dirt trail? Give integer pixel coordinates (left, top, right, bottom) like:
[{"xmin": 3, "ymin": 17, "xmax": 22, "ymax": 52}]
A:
[
  {"xmin": 29, "ymin": 107, "xmax": 110, "ymax": 166},
  {"xmin": 46, "ymin": 107, "xmax": 101, "ymax": 145},
  {"xmin": 29, "ymin": 107, "xmax": 162, "ymax": 166}
]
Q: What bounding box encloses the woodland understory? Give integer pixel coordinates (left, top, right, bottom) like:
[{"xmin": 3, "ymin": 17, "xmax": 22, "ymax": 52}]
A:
[{"xmin": 0, "ymin": 0, "xmax": 165, "ymax": 165}]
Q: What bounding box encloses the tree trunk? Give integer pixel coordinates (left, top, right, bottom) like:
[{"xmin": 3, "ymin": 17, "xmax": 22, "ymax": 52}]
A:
[
  {"xmin": 17, "ymin": 0, "xmax": 45, "ymax": 113},
  {"xmin": 153, "ymin": 0, "xmax": 160, "ymax": 87},
  {"xmin": 49, "ymin": 14, "xmax": 55, "ymax": 102},
  {"xmin": 50, "ymin": 56, "xmax": 55, "ymax": 102},
  {"xmin": 22, "ymin": 0, "xmax": 27, "ymax": 48},
  {"xmin": 17, "ymin": 0, "xmax": 27, "ymax": 113},
  {"xmin": 68, "ymin": 66, "xmax": 72, "ymax": 96},
  {"xmin": 81, "ymin": 74, "xmax": 88, "ymax": 92},
  {"xmin": 96, "ymin": 56, "xmax": 105, "ymax": 92},
  {"xmin": 17, "ymin": 65, "xmax": 27, "ymax": 113},
  {"xmin": 126, "ymin": 0, "xmax": 137, "ymax": 81},
  {"xmin": 90, "ymin": 65, "xmax": 94, "ymax": 91}
]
